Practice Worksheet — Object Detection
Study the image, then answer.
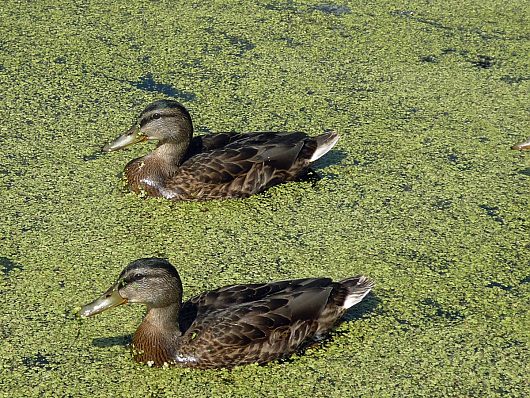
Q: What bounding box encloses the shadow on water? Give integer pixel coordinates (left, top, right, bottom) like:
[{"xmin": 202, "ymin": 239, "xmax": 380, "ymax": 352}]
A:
[
  {"xmin": 99, "ymin": 72, "xmax": 196, "ymax": 101},
  {"xmin": 470, "ymin": 55, "xmax": 495, "ymax": 69},
  {"xmin": 312, "ymin": 148, "xmax": 347, "ymax": 169},
  {"xmin": 92, "ymin": 334, "xmax": 131, "ymax": 348},
  {"xmin": 518, "ymin": 167, "xmax": 530, "ymax": 177},
  {"xmin": 0, "ymin": 256, "xmax": 23, "ymax": 277},
  {"xmin": 293, "ymin": 168, "xmax": 322, "ymax": 187},
  {"xmin": 486, "ymin": 281, "xmax": 513, "ymax": 291},
  {"xmin": 83, "ymin": 151, "xmax": 106, "ymax": 162},
  {"xmin": 342, "ymin": 292, "xmax": 381, "ymax": 322},
  {"xmin": 420, "ymin": 298, "xmax": 465, "ymax": 322},
  {"xmin": 501, "ymin": 75, "xmax": 530, "ymax": 84},
  {"xmin": 22, "ymin": 352, "xmax": 52, "ymax": 369},
  {"xmin": 131, "ymin": 73, "xmax": 196, "ymax": 101},
  {"xmin": 222, "ymin": 34, "xmax": 255, "ymax": 57},
  {"xmin": 313, "ymin": 4, "xmax": 351, "ymax": 16},
  {"xmin": 263, "ymin": 2, "xmax": 351, "ymax": 16},
  {"xmin": 479, "ymin": 204, "xmax": 504, "ymax": 224}
]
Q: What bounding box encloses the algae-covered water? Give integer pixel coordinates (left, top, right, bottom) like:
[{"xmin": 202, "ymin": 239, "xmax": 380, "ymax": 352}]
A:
[{"xmin": 1, "ymin": 0, "xmax": 529, "ymax": 396}]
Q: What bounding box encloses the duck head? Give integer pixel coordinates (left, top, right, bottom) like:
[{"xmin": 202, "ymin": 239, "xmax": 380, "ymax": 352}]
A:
[
  {"xmin": 78, "ymin": 258, "xmax": 183, "ymax": 317},
  {"xmin": 102, "ymin": 100, "xmax": 193, "ymax": 153}
]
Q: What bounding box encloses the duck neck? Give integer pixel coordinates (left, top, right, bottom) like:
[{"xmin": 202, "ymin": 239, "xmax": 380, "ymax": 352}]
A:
[
  {"xmin": 150, "ymin": 138, "xmax": 191, "ymax": 168},
  {"xmin": 143, "ymin": 302, "xmax": 182, "ymax": 333},
  {"xmin": 132, "ymin": 302, "xmax": 182, "ymax": 366}
]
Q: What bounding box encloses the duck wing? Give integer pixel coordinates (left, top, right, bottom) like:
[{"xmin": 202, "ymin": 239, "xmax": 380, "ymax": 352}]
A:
[
  {"xmin": 179, "ymin": 278, "xmax": 331, "ymax": 332},
  {"xmin": 186, "ymin": 131, "xmax": 310, "ymax": 171},
  {"xmin": 166, "ymin": 132, "xmax": 321, "ymax": 199},
  {"xmin": 180, "ymin": 285, "xmax": 334, "ymax": 368},
  {"xmin": 185, "ymin": 132, "xmax": 260, "ymax": 160}
]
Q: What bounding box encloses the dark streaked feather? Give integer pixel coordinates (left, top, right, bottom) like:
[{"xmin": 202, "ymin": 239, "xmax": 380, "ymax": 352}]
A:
[
  {"xmin": 163, "ymin": 132, "xmax": 332, "ymax": 200},
  {"xmin": 179, "ymin": 278, "xmax": 332, "ymax": 332}
]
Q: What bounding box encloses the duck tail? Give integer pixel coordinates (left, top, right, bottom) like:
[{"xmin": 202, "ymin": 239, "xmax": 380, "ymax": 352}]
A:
[
  {"xmin": 309, "ymin": 131, "xmax": 339, "ymax": 162},
  {"xmin": 339, "ymin": 276, "xmax": 374, "ymax": 309}
]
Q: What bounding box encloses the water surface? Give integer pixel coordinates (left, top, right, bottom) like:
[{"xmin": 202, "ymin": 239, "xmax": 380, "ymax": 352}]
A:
[{"xmin": 0, "ymin": 0, "xmax": 528, "ymax": 396}]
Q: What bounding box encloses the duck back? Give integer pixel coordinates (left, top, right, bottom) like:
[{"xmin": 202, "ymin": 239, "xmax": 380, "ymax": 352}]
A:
[{"xmin": 161, "ymin": 131, "xmax": 338, "ymax": 200}]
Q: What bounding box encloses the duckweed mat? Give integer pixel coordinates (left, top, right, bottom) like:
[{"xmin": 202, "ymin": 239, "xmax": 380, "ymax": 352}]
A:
[{"xmin": 0, "ymin": 0, "xmax": 529, "ymax": 397}]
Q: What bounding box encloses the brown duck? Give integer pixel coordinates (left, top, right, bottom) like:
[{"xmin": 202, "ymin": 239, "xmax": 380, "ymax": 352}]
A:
[
  {"xmin": 78, "ymin": 258, "xmax": 373, "ymax": 368},
  {"xmin": 102, "ymin": 100, "xmax": 339, "ymax": 200},
  {"xmin": 512, "ymin": 138, "xmax": 530, "ymax": 150}
]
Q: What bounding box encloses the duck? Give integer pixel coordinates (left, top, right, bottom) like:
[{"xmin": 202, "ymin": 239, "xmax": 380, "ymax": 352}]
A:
[
  {"xmin": 512, "ymin": 138, "xmax": 530, "ymax": 150},
  {"xmin": 102, "ymin": 100, "xmax": 339, "ymax": 200},
  {"xmin": 78, "ymin": 258, "xmax": 373, "ymax": 369}
]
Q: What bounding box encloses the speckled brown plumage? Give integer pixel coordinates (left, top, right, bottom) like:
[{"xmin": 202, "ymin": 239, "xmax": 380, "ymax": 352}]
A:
[
  {"xmin": 102, "ymin": 100, "xmax": 339, "ymax": 201},
  {"xmin": 78, "ymin": 258, "xmax": 374, "ymax": 369}
]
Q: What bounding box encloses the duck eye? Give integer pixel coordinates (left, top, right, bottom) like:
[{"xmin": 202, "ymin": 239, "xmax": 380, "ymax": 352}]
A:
[
  {"xmin": 134, "ymin": 273, "xmax": 144, "ymax": 281},
  {"xmin": 152, "ymin": 113, "xmax": 161, "ymax": 120}
]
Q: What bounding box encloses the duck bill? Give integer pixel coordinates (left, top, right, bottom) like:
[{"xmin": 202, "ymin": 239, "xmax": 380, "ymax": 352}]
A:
[
  {"xmin": 512, "ymin": 138, "xmax": 530, "ymax": 151},
  {"xmin": 102, "ymin": 125, "xmax": 147, "ymax": 152},
  {"xmin": 78, "ymin": 285, "xmax": 127, "ymax": 318}
]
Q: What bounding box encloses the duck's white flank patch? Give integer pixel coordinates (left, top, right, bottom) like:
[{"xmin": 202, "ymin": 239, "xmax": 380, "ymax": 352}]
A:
[
  {"xmin": 174, "ymin": 354, "xmax": 198, "ymax": 364},
  {"xmin": 160, "ymin": 188, "xmax": 178, "ymax": 200},
  {"xmin": 141, "ymin": 178, "xmax": 178, "ymax": 199},
  {"xmin": 140, "ymin": 178, "xmax": 157, "ymax": 187}
]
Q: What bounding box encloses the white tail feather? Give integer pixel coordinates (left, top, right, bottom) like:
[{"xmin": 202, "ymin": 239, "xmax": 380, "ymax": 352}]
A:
[
  {"xmin": 342, "ymin": 276, "xmax": 374, "ymax": 309},
  {"xmin": 309, "ymin": 133, "xmax": 339, "ymax": 162}
]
